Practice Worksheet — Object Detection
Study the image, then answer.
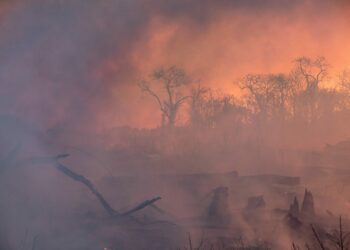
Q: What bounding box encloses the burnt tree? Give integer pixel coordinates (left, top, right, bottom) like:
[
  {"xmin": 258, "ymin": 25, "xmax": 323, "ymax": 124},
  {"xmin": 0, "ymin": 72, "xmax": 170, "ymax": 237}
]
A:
[{"xmin": 139, "ymin": 66, "xmax": 191, "ymax": 128}]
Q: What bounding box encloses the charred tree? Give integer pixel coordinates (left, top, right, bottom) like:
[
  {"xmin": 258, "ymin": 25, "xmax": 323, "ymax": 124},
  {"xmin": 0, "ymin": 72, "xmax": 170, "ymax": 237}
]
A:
[
  {"xmin": 139, "ymin": 66, "xmax": 191, "ymax": 128},
  {"xmin": 289, "ymin": 196, "xmax": 300, "ymax": 218},
  {"xmin": 285, "ymin": 197, "xmax": 302, "ymax": 230},
  {"xmin": 7, "ymin": 153, "xmax": 163, "ymax": 224},
  {"xmin": 301, "ymin": 189, "xmax": 315, "ymax": 217},
  {"xmin": 206, "ymin": 186, "xmax": 231, "ymax": 228}
]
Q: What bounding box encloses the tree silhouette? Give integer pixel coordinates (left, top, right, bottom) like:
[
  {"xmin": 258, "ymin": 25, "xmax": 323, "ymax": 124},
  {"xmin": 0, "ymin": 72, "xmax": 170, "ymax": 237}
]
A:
[{"xmin": 139, "ymin": 66, "xmax": 191, "ymax": 128}]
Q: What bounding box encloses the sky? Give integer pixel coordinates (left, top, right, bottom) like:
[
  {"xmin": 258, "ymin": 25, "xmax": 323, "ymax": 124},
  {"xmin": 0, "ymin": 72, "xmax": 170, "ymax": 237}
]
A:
[{"xmin": 0, "ymin": 0, "xmax": 350, "ymax": 129}]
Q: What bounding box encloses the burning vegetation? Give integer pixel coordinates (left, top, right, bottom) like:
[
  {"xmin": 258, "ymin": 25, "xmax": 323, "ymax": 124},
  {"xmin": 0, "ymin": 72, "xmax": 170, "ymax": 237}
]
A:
[{"xmin": 2, "ymin": 0, "xmax": 350, "ymax": 249}]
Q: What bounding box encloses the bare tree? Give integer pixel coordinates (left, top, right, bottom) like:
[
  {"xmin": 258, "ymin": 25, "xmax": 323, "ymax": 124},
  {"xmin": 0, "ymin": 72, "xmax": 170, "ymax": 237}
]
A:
[
  {"xmin": 336, "ymin": 70, "xmax": 350, "ymax": 109},
  {"xmin": 339, "ymin": 70, "xmax": 350, "ymax": 93},
  {"xmin": 190, "ymin": 84, "xmax": 209, "ymax": 126},
  {"xmin": 291, "ymin": 57, "xmax": 329, "ymax": 122},
  {"xmin": 190, "ymin": 86, "xmax": 241, "ymax": 128},
  {"xmin": 239, "ymin": 74, "xmax": 278, "ymax": 117},
  {"xmin": 293, "ymin": 56, "xmax": 328, "ymax": 94},
  {"xmin": 139, "ymin": 66, "xmax": 191, "ymax": 128},
  {"xmin": 238, "ymin": 73, "xmax": 297, "ymax": 147},
  {"xmin": 269, "ymin": 74, "xmax": 294, "ymax": 121}
]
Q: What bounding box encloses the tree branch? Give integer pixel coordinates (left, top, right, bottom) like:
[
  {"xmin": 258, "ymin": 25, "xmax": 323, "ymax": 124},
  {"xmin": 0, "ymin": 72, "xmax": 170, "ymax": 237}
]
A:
[
  {"xmin": 175, "ymin": 95, "xmax": 191, "ymax": 107},
  {"xmin": 121, "ymin": 197, "xmax": 161, "ymax": 216},
  {"xmin": 139, "ymin": 81, "xmax": 164, "ymax": 111},
  {"xmin": 13, "ymin": 154, "xmax": 163, "ymax": 220}
]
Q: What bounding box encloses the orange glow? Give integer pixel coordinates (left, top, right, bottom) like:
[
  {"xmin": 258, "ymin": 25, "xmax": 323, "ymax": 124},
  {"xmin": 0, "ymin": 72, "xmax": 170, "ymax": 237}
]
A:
[{"xmin": 90, "ymin": 1, "xmax": 350, "ymax": 128}]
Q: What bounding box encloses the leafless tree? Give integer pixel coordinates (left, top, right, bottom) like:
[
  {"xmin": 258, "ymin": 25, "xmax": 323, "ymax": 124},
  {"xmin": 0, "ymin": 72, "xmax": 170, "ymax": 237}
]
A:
[
  {"xmin": 293, "ymin": 57, "xmax": 328, "ymax": 94},
  {"xmin": 339, "ymin": 70, "xmax": 350, "ymax": 94},
  {"xmin": 239, "ymin": 74, "xmax": 279, "ymax": 118},
  {"xmin": 291, "ymin": 57, "xmax": 329, "ymax": 122},
  {"xmin": 190, "ymin": 86, "xmax": 241, "ymax": 128},
  {"xmin": 205, "ymin": 91, "xmax": 235, "ymax": 128},
  {"xmin": 190, "ymin": 84, "xmax": 209, "ymax": 126},
  {"xmin": 139, "ymin": 66, "xmax": 191, "ymax": 128},
  {"xmin": 316, "ymin": 89, "xmax": 345, "ymax": 119},
  {"xmin": 336, "ymin": 70, "xmax": 350, "ymax": 108},
  {"xmin": 238, "ymin": 73, "xmax": 298, "ymax": 147},
  {"xmin": 269, "ymin": 74, "xmax": 294, "ymax": 121}
]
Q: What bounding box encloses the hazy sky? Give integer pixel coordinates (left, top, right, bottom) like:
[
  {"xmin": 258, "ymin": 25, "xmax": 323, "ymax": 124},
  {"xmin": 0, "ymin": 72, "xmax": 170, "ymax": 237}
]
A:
[{"xmin": 0, "ymin": 0, "xmax": 349, "ymax": 129}]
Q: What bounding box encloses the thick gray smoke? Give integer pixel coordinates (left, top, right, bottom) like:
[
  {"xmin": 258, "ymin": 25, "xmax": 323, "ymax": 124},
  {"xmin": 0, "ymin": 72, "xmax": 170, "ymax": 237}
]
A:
[{"xmin": 1, "ymin": 1, "xmax": 350, "ymax": 249}]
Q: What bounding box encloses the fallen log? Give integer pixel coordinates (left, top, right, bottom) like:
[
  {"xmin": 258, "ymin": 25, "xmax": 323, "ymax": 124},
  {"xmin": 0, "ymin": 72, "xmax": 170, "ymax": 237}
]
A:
[
  {"xmin": 121, "ymin": 197, "xmax": 161, "ymax": 216},
  {"xmin": 10, "ymin": 154, "xmax": 163, "ymax": 220},
  {"xmin": 54, "ymin": 161, "xmax": 119, "ymax": 217}
]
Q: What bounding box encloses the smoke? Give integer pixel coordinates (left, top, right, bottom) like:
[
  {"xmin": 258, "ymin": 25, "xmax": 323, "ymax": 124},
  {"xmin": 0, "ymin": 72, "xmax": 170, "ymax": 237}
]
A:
[
  {"xmin": 0, "ymin": 0, "xmax": 349, "ymax": 130},
  {"xmin": 2, "ymin": 1, "xmax": 350, "ymax": 249}
]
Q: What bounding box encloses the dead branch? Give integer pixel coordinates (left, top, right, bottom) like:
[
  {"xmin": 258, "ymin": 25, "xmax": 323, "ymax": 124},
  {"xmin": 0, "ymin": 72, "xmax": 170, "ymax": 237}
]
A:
[
  {"xmin": 54, "ymin": 161, "xmax": 119, "ymax": 217},
  {"xmin": 310, "ymin": 224, "xmax": 327, "ymax": 250},
  {"xmin": 12, "ymin": 154, "xmax": 163, "ymax": 221},
  {"xmin": 326, "ymin": 216, "xmax": 350, "ymax": 250},
  {"xmin": 121, "ymin": 197, "xmax": 161, "ymax": 216}
]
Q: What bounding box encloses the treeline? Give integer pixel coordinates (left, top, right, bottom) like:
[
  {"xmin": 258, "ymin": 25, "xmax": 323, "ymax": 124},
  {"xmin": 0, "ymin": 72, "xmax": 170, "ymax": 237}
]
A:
[{"xmin": 138, "ymin": 57, "xmax": 350, "ymax": 149}]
